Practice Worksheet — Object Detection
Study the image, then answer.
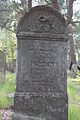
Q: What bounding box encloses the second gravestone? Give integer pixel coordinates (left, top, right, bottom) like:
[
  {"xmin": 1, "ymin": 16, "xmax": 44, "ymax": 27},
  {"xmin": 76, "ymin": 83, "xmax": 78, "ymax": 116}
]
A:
[
  {"xmin": 13, "ymin": 5, "xmax": 68, "ymax": 120},
  {"xmin": 0, "ymin": 50, "xmax": 6, "ymax": 82}
]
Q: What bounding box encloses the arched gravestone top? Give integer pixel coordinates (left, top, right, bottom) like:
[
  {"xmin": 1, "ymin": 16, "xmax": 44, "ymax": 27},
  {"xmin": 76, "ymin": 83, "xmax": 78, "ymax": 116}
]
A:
[{"xmin": 17, "ymin": 5, "xmax": 66, "ymax": 35}]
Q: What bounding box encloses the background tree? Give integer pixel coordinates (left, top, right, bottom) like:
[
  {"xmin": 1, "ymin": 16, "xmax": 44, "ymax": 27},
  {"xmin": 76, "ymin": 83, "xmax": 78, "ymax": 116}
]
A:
[
  {"xmin": 0, "ymin": 30, "xmax": 16, "ymax": 63},
  {"xmin": 66, "ymin": 0, "xmax": 77, "ymax": 71}
]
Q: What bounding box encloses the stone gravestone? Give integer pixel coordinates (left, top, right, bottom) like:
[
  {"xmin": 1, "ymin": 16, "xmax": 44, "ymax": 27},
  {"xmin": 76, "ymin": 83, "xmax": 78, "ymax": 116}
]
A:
[
  {"xmin": 12, "ymin": 5, "xmax": 68, "ymax": 120},
  {"xmin": 0, "ymin": 50, "xmax": 6, "ymax": 82}
]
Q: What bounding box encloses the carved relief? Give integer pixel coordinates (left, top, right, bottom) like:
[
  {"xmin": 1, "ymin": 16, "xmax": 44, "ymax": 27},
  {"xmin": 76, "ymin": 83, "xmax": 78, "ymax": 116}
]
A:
[
  {"xmin": 17, "ymin": 6, "xmax": 66, "ymax": 34},
  {"xmin": 50, "ymin": 17, "xmax": 65, "ymax": 33},
  {"xmin": 31, "ymin": 16, "xmax": 65, "ymax": 33},
  {"xmin": 32, "ymin": 16, "xmax": 51, "ymax": 33}
]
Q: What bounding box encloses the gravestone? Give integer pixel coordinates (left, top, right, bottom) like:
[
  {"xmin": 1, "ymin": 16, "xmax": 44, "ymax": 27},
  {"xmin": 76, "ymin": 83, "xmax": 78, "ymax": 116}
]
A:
[
  {"xmin": 0, "ymin": 50, "xmax": 6, "ymax": 82},
  {"xmin": 12, "ymin": 5, "xmax": 68, "ymax": 120}
]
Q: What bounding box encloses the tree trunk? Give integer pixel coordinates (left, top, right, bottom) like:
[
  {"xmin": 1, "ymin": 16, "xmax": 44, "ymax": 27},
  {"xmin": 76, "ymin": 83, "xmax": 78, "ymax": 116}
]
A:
[
  {"xmin": 51, "ymin": 0, "xmax": 60, "ymax": 10},
  {"xmin": 67, "ymin": 0, "xmax": 73, "ymax": 23},
  {"xmin": 20, "ymin": 0, "xmax": 29, "ymax": 11},
  {"xmin": 77, "ymin": 40, "xmax": 80, "ymax": 64},
  {"xmin": 46, "ymin": 0, "xmax": 77, "ymax": 71},
  {"xmin": 28, "ymin": 0, "xmax": 32, "ymax": 11},
  {"xmin": 68, "ymin": 24, "xmax": 76, "ymax": 65},
  {"xmin": 66, "ymin": 0, "xmax": 77, "ymax": 70}
]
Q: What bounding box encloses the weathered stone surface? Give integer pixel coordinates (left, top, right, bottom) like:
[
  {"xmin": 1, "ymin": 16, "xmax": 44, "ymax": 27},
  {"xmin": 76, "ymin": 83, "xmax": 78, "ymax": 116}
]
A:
[
  {"xmin": 0, "ymin": 50, "xmax": 6, "ymax": 82},
  {"xmin": 13, "ymin": 5, "xmax": 68, "ymax": 120},
  {"xmin": 17, "ymin": 5, "xmax": 66, "ymax": 34}
]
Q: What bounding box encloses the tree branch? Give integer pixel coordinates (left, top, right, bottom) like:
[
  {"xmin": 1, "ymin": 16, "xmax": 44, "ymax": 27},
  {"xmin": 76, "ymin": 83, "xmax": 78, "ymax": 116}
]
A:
[
  {"xmin": 51, "ymin": 0, "xmax": 60, "ymax": 10},
  {"xmin": 71, "ymin": 21, "xmax": 80, "ymax": 23},
  {"xmin": 44, "ymin": 0, "xmax": 51, "ymax": 5},
  {"xmin": 0, "ymin": 24, "xmax": 15, "ymax": 33},
  {"xmin": 5, "ymin": 26, "xmax": 15, "ymax": 33},
  {"xmin": 12, "ymin": 0, "xmax": 23, "ymax": 14},
  {"xmin": 28, "ymin": 0, "xmax": 32, "ymax": 11}
]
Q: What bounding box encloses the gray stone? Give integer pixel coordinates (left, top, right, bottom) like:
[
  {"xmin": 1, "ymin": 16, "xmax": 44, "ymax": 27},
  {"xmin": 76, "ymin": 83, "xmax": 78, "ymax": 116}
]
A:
[
  {"xmin": 13, "ymin": 5, "xmax": 68, "ymax": 120},
  {"xmin": 0, "ymin": 50, "xmax": 6, "ymax": 82}
]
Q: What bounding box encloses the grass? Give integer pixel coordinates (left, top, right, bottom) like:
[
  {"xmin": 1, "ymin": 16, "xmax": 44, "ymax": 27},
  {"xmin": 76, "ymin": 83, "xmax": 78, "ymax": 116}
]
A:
[
  {"xmin": 0, "ymin": 73, "xmax": 16, "ymax": 109},
  {"xmin": 68, "ymin": 76, "xmax": 80, "ymax": 100},
  {"xmin": 68, "ymin": 104, "xmax": 80, "ymax": 120},
  {"xmin": 68, "ymin": 73, "xmax": 80, "ymax": 120},
  {"xmin": 0, "ymin": 113, "xmax": 2, "ymax": 120},
  {"xmin": 0, "ymin": 72, "xmax": 80, "ymax": 120}
]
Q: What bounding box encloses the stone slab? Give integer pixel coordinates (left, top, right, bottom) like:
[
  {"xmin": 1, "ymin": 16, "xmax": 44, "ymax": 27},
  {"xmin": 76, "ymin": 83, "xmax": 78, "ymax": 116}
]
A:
[
  {"xmin": 0, "ymin": 50, "xmax": 6, "ymax": 82},
  {"xmin": 13, "ymin": 5, "xmax": 68, "ymax": 120}
]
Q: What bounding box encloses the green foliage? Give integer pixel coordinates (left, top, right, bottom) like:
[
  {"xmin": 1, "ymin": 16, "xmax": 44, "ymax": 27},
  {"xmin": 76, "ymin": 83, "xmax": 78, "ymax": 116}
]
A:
[
  {"xmin": 68, "ymin": 77, "xmax": 80, "ymax": 100},
  {"xmin": 0, "ymin": 0, "xmax": 14, "ymax": 29},
  {"xmin": 76, "ymin": 71, "xmax": 80, "ymax": 77},
  {"xmin": 68, "ymin": 76, "xmax": 80, "ymax": 120},
  {"xmin": 0, "ymin": 91, "xmax": 12, "ymax": 108},
  {"xmin": 0, "ymin": 30, "xmax": 16, "ymax": 63},
  {"xmin": 0, "ymin": 73, "xmax": 16, "ymax": 109},
  {"xmin": 4, "ymin": 73, "xmax": 16, "ymax": 93},
  {"xmin": 58, "ymin": 0, "xmax": 65, "ymax": 6},
  {"xmin": 0, "ymin": 0, "xmax": 22, "ymax": 32},
  {"xmin": 68, "ymin": 81, "xmax": 76, "ymax": 98},
  {"xmin": 73, "ymin": 10, "xmax": 80, "ymax": 38},
  {"xmin": 68, "ymin": 104, "xmax": 80, "ymax": 120},
  {"xmin": 0, "ymin": 113, "xmax": 2, "ymax": 120}
]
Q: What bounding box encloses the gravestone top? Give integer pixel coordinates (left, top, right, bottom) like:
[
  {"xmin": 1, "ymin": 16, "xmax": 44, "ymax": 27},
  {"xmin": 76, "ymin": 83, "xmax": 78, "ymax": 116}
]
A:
[{"xmin": 17, "ymin": 5, "xmax": 66, "ymax": 34}]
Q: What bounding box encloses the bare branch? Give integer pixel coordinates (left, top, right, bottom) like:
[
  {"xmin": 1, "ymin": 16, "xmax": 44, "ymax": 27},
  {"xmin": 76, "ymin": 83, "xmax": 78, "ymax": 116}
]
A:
[
  {"xmin": 51, "ymin": 0, "xmax": 60, "ymax": 10},
  {"xmin": 71, "ymin": 21, "xmax": 80, "ymax": 23},
  {"xmin": 44, "ymin": 0, "xmax": 51, "ymax": 5},
  {"xmin": 12, "ymin": 0, "xmax": 23, "ymax": 14},
  {"xmin": 5, "ymin": 26, "xmax": 15, "ymax": 33},
  {"xmin": 0, "ymin": 23, "xmax": 15, "ymax": 33},
  {"xmin": 28, "ymin": 0, "xmax": 32, "ymax": 11}
]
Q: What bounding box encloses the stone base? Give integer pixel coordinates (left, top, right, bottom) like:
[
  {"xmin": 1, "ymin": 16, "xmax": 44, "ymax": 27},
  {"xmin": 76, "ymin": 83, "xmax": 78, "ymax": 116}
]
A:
[
  {"xmin": 12, "ymin": 113, "xmax": 46, "ymax": 120},
  {"xmin": 12, "ymin": 109, "xmax": 68, "ymax": 120}
]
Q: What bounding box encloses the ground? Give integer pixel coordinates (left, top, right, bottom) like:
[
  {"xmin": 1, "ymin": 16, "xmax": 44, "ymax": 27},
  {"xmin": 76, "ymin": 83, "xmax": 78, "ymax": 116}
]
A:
[{"xmin": 0, "ymin": 108, "xmax": 12, "ymax": 120}]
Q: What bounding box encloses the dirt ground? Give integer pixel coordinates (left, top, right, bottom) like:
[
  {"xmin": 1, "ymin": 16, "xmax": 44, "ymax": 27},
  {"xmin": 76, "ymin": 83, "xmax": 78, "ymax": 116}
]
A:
[{"xmin": 0, "ymin": 108, "xmax": 13, "ymax": 120}]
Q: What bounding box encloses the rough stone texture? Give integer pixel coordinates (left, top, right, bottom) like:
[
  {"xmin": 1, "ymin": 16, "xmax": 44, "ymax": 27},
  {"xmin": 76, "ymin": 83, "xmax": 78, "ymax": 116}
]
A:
[
  {"xmin": 17, "ymin": 5, "xmax": 66, "ymax": 34},
  {"xmin": 0, "ymin": 50, "xmax": 6, "ymax": 82},
  {"xmin": 12, "ymin": 5, "xmax": 68, "ymax": 120}
]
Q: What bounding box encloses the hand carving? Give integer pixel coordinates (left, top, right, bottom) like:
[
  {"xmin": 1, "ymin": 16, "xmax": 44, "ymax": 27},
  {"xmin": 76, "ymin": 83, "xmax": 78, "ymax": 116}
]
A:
[
  {"xmin": 32, "ymin": 16, "xmax": 50, "ymax": 33},
  {"xmin": 38, "ymin": 16, "xmax": 49, "ymax": 23},
  {"xmin": 30, "ymin": 16, "xmax": 65, "ymax": 34}
]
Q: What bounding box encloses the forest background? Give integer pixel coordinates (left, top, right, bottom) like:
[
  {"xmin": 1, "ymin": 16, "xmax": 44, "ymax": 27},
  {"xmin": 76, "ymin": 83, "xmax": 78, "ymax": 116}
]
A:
[
  {"xmin": 0, "ymin": 0, "xmax": 80, "ymax": 120},
  {"xmin": 0, "ymin": 0, "xmax": 80, "ymax": 72}
]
